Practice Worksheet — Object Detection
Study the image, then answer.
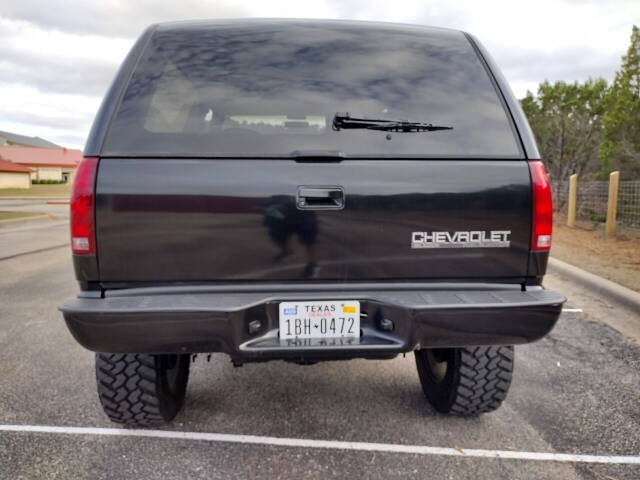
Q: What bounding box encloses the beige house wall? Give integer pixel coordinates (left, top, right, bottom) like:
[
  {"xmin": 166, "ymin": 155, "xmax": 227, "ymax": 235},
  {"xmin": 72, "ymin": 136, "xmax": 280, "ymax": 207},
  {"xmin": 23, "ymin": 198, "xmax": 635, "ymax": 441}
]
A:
[
  {"xmin": 0, "ymin": 171, "xmax": 31, "ymax": 189},
  {"xmin": 36, "ymin": 166, "xmax": 63, "ymax": 181}
]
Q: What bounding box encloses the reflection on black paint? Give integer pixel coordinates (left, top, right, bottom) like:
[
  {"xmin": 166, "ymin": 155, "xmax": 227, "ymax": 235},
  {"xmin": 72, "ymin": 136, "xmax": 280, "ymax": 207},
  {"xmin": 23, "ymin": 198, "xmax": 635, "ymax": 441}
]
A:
[
  {"xmin": 264, "ymin": 202, "xmax": 319, "ymax": 278},
  {"xmin": 105, "ymin": 20, "xmax": 520, "ymax": 156},
  {"xmin": 95, "ymin": 158, "xmax": 533, "ymax": 281}
]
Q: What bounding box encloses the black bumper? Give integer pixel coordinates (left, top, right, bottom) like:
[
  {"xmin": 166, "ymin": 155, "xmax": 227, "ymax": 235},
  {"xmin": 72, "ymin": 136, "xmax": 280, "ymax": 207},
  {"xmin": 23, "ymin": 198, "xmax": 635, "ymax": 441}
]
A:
[{"xmin": 59, "ymin": 284, "xmax": 565, "ymax": 360}]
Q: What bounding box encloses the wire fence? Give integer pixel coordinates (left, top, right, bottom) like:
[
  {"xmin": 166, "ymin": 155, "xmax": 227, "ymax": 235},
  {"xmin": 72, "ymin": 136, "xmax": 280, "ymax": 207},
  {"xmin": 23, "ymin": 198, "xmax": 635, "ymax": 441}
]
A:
[{"xmin": 552, "ymin": 180, "xmax": 640, "ymax": 229}]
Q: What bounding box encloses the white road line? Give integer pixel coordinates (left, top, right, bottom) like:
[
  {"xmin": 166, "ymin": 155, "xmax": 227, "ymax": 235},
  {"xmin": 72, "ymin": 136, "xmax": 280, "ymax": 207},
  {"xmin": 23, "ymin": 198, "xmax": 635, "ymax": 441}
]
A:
[
  {"xmin": 0, "ymin": 425, "xmax": 638, "ymax": 464},
  {"xmin": 562, "ymin": 308, "xmax": 583, "ymax": 313}
]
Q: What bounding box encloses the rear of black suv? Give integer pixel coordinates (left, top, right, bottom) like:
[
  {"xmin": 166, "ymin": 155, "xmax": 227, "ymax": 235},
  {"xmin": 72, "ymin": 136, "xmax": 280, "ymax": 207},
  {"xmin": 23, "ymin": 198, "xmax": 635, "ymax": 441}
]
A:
[{"xmin": 60, "ymin": 19, "xmax": 565, "ymax": 425}]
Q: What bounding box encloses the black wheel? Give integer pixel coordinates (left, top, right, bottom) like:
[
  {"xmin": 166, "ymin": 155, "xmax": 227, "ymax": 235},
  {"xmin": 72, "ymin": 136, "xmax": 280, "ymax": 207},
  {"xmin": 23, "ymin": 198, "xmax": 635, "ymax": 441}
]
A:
[
  {"xmin": 414, "ymin": 346, "xmax": 513, "ymax": 415},
  {"xmin": 95, "ymin": 353, "xmax": 190, "ymax": 426}
]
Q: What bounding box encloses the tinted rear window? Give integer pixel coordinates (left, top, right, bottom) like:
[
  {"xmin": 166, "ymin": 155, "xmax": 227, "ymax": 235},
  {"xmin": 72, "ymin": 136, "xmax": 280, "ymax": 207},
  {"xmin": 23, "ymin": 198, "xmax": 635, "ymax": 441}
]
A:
[{"xmin": 103, "ymin": 22, "xmax": 521, "ymax": 157}]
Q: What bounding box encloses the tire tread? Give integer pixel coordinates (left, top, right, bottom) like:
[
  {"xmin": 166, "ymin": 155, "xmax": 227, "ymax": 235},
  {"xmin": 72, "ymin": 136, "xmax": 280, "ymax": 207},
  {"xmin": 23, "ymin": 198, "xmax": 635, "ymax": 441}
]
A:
[
  {"xmin": 449, "ymin": 346, "xmax": 514, "ymax": 415},
  {"xmin": 95, "ymin": 353, "xmax": 165, "ymax": 426}
]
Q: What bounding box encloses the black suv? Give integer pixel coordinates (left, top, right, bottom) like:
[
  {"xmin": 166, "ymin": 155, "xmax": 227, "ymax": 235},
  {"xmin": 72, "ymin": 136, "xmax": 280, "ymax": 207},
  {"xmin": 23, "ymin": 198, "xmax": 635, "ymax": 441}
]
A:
[{"xmin": 60, "ymin": 19, "xmax": 565, "ymax": 425}]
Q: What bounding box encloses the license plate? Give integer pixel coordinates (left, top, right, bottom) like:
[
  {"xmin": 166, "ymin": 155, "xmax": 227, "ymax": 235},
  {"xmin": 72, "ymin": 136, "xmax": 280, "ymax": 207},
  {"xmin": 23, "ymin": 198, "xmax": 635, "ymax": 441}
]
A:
[{"xmin": 279, "ymin": 300, "xmax": 360, "ymax": 340}]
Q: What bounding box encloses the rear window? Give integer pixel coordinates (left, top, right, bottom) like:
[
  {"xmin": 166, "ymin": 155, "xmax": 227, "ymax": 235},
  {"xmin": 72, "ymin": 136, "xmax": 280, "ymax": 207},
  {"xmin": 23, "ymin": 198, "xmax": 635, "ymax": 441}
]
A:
[{"xmin": 103, "ymin": 22, "xmax": 521, "ymax": 158}]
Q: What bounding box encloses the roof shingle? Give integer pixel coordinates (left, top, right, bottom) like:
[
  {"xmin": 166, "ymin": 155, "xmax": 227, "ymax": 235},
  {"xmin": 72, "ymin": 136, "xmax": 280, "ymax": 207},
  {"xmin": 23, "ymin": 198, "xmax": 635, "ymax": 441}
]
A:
[
  {"xmin": 0, "ymin": 146, "xmax": 81, "ymax": 168},
  {"xmin": 0, "ymin": 157, "xmax": 32, "ymax": 173}
]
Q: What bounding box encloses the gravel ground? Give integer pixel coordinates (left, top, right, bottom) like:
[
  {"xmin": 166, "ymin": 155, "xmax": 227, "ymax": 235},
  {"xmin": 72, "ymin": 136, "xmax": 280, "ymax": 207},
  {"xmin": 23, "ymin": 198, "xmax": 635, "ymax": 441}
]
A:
[{"xmin": 551, "ymin": 222, "xmax": 640, "ymax": 292}]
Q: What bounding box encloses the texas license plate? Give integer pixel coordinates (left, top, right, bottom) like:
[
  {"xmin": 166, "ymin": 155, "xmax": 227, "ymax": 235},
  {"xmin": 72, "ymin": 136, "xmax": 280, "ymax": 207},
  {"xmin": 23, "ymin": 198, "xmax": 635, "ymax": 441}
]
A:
[{"xmin": 279, "ymin": 301, "xmax": 360, "ymax": 340}]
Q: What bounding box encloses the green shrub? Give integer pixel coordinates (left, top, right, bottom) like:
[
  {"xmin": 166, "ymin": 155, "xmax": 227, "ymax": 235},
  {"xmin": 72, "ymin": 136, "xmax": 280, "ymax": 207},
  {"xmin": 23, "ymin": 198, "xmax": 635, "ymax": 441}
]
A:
[{"xmin": 30, "ymin": 178, "xmax": 67, "ymax": 184}]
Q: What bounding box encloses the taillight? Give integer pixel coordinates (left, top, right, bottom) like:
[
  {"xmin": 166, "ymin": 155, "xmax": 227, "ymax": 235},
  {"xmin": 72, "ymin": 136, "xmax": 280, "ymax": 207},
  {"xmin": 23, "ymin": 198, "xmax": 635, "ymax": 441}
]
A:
[
  {"xmin": 528, "ymin": 160, "xmax": 552, "ymax": 251},
  {"xmin": 70, "ymin": 157, "xmax": 98, "ymax": 254}
]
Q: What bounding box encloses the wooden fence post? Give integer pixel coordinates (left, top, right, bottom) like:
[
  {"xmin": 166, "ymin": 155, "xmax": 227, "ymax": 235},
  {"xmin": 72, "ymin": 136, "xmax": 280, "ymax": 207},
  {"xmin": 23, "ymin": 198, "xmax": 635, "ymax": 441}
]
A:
[
  {"xmin": 606, "ymin": 171, "xmax": 620, "ymax": 236},
  {"xmin": 567, "ymin": 174, "xmax": 577, "ymax": 227}
]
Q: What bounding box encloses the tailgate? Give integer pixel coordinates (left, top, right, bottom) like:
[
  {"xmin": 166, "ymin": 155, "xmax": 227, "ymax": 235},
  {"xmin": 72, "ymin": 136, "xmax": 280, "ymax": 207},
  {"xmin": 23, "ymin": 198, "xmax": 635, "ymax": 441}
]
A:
[{"xmin": 95, "ymin": 158, "xmax": 531, "ymax": 282}]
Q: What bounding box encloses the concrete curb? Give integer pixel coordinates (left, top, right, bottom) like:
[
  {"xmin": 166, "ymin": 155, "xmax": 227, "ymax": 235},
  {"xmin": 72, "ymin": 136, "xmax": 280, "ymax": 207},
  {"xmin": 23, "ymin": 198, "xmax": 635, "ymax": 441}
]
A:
[
  {"xmin": 0, "ymin": 197, "xmax": 70, "ymax": 200},
  {"xmin": 548, "ymin": 257, "xmax": 640, "ymax": 315},
  {"xmin": 0, "ymin": 214, "xmax": 49, "ymax": 226}
]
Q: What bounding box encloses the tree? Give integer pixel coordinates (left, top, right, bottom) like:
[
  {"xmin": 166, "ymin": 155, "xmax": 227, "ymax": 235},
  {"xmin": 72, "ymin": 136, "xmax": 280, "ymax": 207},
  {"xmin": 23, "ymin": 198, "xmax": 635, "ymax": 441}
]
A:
[
  {"xmin": 521, "ymin": 79, "xmax": 608, "ymax": 203},
  {"xmin": 598, "ymin": 25, "xmax": 640, "ymax": 180}
]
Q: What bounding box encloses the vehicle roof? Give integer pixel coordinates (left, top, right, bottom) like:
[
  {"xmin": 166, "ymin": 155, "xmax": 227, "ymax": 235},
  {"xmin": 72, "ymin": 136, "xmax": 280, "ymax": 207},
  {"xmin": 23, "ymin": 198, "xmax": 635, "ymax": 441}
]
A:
[{"xmin": 153, "ymin": 18, "xmax": 466, "ymax": 38}]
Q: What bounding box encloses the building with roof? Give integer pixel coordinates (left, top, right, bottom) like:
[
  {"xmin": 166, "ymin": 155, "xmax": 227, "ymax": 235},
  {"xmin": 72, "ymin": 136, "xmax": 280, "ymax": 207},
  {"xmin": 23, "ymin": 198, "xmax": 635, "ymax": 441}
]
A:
[
  {"xmin": 0, "ymin": 130, "xmax": 61, "ymax": 149},
  {"xmin": 0, "ymin": 157, "xmax": 32, "ymax": 189},
  {"xmin": 0, "ymin": 146, "xmax": 81, "ymax": 183}
]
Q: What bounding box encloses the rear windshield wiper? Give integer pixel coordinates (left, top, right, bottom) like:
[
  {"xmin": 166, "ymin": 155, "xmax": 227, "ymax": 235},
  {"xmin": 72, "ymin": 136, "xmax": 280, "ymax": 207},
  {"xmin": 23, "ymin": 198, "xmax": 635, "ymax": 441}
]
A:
[{"xmin": 332, "ymin": 113, "xmax": 453, "ymax": 133}]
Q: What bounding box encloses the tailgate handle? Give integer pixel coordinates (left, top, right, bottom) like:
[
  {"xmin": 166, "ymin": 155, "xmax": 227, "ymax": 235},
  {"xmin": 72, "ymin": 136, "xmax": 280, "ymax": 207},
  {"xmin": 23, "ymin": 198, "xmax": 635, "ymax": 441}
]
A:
[{"xmin": 297, "ymin": 186, "xmax": 344, "ymax": 210}]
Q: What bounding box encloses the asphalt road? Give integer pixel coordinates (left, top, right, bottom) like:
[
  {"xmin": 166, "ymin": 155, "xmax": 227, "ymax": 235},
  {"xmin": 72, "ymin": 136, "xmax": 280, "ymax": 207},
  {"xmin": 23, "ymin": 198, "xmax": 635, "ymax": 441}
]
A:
[
  {"xmin": 0, "ymin": 204, "xmax": 639, "ymax": 479},
  {"xmin": 0, "ymin": 199, "xmax": 70, "ymax": 218},
  {"xmin": 0, "ymin": 200, "xmax": 69, "ymax": 260}
]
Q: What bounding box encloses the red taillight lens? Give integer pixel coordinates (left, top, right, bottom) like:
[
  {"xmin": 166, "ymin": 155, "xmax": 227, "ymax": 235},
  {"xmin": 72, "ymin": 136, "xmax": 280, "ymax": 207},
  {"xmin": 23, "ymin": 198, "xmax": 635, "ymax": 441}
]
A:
[
  {"xmin": 529, "ymin": 160, "xmax": 552, "ymax": 251},
  {"xmin": 70, "ymin": 157, "xmax": 98, "ymax": 254}
]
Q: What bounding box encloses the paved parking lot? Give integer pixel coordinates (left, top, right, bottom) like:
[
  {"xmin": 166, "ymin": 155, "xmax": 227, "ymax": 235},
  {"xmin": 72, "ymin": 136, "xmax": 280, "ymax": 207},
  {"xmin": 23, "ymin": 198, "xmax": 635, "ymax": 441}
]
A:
[{"xmin": 0, "ymin": 203, "xmax": 639, "ymax": 479}]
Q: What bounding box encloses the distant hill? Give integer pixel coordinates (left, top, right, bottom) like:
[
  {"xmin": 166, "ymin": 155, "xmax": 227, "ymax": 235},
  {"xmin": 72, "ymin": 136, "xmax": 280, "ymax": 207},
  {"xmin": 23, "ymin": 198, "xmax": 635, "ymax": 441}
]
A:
[{"xmin": 0, "ymin": 130, "xmax": 61, "ymax": 149}]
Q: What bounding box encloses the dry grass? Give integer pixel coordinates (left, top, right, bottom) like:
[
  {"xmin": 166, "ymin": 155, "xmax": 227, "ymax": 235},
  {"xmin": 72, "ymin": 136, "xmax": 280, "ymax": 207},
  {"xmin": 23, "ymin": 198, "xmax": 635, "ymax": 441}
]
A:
[
  {"xmin": 551, "ymin": 220, "xmax": 640, "ymax": 292},
  {"xmin": 0, "ymin": 184, "xmax": 71, "ymax": 197},
  {"xmin": 0, "ymin": 211, "xmax": 43, "ymax": 221}
]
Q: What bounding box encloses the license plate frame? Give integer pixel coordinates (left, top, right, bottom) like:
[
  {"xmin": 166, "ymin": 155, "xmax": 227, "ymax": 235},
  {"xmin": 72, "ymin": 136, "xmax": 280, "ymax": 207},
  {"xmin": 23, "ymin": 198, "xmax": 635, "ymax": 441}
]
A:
[{"xmin": 278, "ymin": 300, "xmax": 360, "ymax": 340}]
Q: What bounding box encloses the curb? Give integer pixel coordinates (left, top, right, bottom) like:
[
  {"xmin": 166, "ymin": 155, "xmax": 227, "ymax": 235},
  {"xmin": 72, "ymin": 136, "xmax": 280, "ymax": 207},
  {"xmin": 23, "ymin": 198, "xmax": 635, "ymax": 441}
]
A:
[
  {"xmin": 0, "ymin": 214, "xmax": 49, "ymax": 226},
  {"xmin": 0, "ymin": 197, "xmax": 70, "ymax": 200},
  {"xmin": 548, "ymin": 257, "xmax": 640, "ymax": 315}
]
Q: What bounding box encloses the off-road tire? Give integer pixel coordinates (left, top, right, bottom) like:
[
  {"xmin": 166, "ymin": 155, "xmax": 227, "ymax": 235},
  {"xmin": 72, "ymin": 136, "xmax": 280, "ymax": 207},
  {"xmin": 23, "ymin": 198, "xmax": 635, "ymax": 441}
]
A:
[
  {"xmin": 415, "ymin": 346, "xmax": 513, "ymax": 415},
  {"xmin": 95, "ymin": 353, "xmax": 190, "ymax": 426}
]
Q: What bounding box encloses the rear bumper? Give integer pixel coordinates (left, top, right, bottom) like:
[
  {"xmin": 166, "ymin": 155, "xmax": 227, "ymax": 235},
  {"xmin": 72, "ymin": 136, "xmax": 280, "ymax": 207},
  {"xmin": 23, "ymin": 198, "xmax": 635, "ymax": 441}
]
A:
[{"xmin": 59, "ymin": 284, "xmax": 565, "ymax": 360}]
